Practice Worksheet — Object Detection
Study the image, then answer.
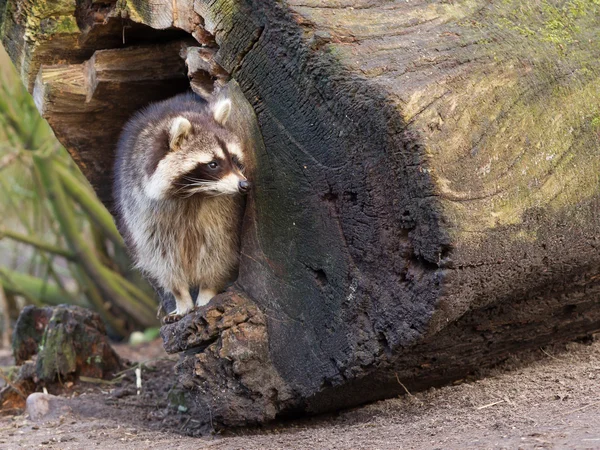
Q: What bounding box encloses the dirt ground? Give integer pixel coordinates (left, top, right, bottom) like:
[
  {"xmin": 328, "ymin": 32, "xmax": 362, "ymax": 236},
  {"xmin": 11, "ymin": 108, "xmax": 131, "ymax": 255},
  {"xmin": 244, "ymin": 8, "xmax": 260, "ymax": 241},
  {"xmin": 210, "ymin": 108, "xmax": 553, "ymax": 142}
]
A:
[{"xmin": 1, "ymin": 337, "xmax": 600, "ymax": 450}]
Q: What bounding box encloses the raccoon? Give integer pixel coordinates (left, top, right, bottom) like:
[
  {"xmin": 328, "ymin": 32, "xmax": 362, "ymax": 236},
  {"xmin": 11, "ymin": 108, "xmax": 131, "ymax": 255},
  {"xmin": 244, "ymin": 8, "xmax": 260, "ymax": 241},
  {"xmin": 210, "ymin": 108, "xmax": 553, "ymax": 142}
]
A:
[{"xmin": 113, "ymin": 92, "xmax": 250, "ymax": 322}]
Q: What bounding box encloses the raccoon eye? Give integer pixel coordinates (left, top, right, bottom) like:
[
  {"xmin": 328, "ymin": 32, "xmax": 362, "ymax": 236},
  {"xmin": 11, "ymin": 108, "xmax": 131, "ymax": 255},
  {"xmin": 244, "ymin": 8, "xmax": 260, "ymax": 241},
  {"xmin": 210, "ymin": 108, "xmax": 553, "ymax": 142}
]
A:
[
  {"xmin": 232, "ymin": 155, "xmax": 244, "ymax": 170},
  {"xmin": 207, "ymin": 161, "xmax": 219, "ymax": 170}
]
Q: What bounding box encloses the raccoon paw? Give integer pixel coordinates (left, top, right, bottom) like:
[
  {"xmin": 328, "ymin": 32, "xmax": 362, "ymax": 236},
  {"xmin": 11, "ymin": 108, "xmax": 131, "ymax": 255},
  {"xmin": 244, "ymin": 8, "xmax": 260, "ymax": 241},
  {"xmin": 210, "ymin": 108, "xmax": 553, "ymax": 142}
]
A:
[{"xmin": 162, "ymin": 313, "xmax": 184, "ymax": 324}]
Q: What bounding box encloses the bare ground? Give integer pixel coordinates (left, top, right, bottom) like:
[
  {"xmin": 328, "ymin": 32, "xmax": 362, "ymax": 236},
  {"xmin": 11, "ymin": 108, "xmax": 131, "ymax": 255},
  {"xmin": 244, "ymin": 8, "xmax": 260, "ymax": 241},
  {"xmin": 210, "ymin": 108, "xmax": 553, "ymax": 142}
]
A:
[{"xmin": 1, "ymin": 336, "xmax": 600, "ymax": 450}]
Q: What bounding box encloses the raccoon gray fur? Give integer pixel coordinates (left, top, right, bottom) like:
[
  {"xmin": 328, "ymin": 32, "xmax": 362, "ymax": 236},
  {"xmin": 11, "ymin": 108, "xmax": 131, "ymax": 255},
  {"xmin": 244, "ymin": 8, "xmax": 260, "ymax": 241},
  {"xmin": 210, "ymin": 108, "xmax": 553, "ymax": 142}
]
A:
[{"xmin": 113, "ymin": 92, "xmax": 250, "ymax": 322}]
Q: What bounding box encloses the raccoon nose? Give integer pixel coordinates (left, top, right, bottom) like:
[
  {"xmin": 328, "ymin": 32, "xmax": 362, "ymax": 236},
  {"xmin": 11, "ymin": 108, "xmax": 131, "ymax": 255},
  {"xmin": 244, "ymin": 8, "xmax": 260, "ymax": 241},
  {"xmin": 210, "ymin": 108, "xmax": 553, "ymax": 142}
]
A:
[{"xmin": 238, "ymin": 180, "xmax": 251, "ymax": 193}]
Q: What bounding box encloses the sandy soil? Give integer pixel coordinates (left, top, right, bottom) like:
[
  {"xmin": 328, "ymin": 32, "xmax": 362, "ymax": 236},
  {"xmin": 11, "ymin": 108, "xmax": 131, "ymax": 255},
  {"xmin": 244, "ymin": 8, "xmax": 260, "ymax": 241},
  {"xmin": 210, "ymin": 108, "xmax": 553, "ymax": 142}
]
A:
[{"xmin": 1, "ymin": 337, "xmax": 600, "ymax": 450}]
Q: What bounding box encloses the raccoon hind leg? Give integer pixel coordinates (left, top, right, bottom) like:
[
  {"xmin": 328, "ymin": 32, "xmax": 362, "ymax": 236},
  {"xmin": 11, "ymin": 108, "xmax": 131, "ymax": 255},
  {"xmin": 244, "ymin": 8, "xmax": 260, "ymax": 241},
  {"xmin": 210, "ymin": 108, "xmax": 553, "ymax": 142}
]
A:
[
  {"xmin": 163, "ymin": 286, "xmax": 194, "ymax": 324},
  {"xmin": 196, "ymin": 288, "xmax": 217, "ymax": 307}
]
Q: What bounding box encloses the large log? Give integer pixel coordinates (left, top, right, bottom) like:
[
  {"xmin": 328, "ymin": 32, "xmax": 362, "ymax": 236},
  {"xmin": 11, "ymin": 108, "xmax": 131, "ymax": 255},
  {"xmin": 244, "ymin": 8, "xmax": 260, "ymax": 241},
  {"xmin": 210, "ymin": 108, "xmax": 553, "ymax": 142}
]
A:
[{"xmin": 3, "ymin": 0, "xmax": 600, "ymax": 433}]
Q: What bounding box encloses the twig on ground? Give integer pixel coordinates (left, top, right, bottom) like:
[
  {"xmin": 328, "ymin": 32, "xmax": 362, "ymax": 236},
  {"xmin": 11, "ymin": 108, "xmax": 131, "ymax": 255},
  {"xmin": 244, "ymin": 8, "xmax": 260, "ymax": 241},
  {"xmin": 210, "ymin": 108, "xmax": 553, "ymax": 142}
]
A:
[
  {"xmin": 79, "ymin": 374, "xmax": 126, "ymax": 385},
  {"xmin": 0, "ymin": 367, "xmax": 26, "ymax": 399},
  {"xmin": 540, "ymin": 347, "xmax": 561, "ymax": 361},
  {"xmin": 180, "ymin": 416, "xmax": 192, "ymax": 431},
  {"xmin": 135, "ymin": 367, "xmax": 142, "ymax": 395},
  {"xmin": 563, "ymin": 399, "xmax": 600, "ymax": 415},
  {"xmin": 394, "ymin": 373, "xmax": 419, "ymax": 401},
  {"xmin": 0, "ymin": 284, "xmax": 10, "ymax": 349},
  {"xmin": 476, "ymin": 399, "xmax": 506, "ymax": 410}
]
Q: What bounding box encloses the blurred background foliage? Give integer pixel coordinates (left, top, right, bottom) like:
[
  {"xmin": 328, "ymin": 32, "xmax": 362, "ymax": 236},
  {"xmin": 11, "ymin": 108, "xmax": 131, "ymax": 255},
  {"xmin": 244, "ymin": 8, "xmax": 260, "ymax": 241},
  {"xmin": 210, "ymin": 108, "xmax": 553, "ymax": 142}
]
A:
[{"xmin": 0, "ymin": 45, "xmax": 158, "ymax": 344}]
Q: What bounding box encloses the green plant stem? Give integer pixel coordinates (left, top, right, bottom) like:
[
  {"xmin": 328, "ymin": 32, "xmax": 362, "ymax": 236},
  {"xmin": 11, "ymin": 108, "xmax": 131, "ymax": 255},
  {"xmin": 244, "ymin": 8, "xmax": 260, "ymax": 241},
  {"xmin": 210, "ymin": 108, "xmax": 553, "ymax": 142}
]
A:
[
  {"xmin": 0, "ymin": 267, "xmax": 62, "ymax": 306},
  {"xmin": 0, "ymin": 89, "xmax": 28, "ymax": 144},
  {"xmin": 0, "ymin": 228, "xmax": 76, "ymax": 260},
  {"xmin": 0, "ymin": 179, "xmax": 77, "ymax": 305},
  {"xmin": 95, "ymin": 265, "xmax": 157, "ymax": 322},
  {"xmin": 35, "ymin": 155, "xmax": 156, "ymax": 328},
  {"xmin": 56, "ymin": 161, "xmax": 156, "ymax": 317},
  {"xmin": 55, "ymin": 164, "xmax": 124, "ymax": 246},
  {"xmin": 77, "ymin": 269, "xmax": 128, "ymax": 337},
  {"xmin": 0, "ymin": 284, "xmax": 12, "ymax": 349},
  {"xmin": 99, "ymin": 266, "xmax": 156, "ymax": 310}
]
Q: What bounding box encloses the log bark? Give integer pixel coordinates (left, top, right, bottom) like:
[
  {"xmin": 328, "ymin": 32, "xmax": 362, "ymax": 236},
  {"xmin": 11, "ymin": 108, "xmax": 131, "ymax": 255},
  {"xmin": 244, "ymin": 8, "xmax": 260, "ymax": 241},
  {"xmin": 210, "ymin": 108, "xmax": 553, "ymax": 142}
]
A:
[{"xmin": 3, "ymin": 0, "xmax": 600, "ymax": 433}]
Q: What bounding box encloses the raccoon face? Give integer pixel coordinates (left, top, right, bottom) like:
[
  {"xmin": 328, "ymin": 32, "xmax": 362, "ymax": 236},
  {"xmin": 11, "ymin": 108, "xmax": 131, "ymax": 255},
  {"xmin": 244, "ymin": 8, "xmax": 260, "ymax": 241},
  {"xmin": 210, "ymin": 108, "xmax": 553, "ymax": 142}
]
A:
[
  {"xmin": 143, "ymin": 99, "xmax": 251, "ymax": 200},
  {"xmin": 171, "ymin": 130, "xmax": 250, "ymax": 198}
]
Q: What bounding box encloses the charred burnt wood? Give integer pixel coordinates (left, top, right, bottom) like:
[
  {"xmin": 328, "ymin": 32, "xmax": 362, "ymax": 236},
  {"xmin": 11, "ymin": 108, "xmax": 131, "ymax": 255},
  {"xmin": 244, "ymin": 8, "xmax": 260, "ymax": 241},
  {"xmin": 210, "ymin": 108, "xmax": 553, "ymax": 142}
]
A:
[{"xmin": 2, "ymin": 0, "xmax": 600, "ymax": 434}]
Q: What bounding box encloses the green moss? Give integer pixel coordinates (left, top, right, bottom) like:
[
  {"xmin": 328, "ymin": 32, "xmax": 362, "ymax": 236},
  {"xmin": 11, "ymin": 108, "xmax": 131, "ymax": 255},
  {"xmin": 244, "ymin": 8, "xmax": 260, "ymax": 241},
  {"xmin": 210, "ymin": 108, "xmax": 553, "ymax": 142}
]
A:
[
  {"xmin": 0, "ymin": 0, "xmax": 9, "ymax": 38},
  {"xmin": 121, "ymin": 0, "xmax": 147, "ymax": 24},
  {"xmin": 424, "ymin": 0, "xmax": 600, "ymax": 240},
  {"xmin": 513, "ymin": 229, "xmax": 538, "ymax": 243},
  {"xmin": 37, "ymin": 311, "xmax": 78, "ymax": 381},
  {"xmin": 22, "ymin": 0, "xmax": 81, "ymax": 42},
  {"xmin": 167, "ymin": 388, "xmax": 189, "ymax": 412},
  {"xmin": 0, "ymin": 1, "xmax": 19, "ymax": 44},
  {"xmin": 203, "ymin": 0, "xmax": 239, "ymax": 36},
  {"xmin": 458, "ymin": 72, "xmax": 600, "ymax": 230},
  {"xmin": 86, "ymin": 355, "xmax": 102, "ymax": 365},
  {"xmin": 490, "ymin": 0, "xmax": 600, "ymax": 49},
  {"xmin": 39, "ymin": 15, "xmax": 78, "ymax": 35}
]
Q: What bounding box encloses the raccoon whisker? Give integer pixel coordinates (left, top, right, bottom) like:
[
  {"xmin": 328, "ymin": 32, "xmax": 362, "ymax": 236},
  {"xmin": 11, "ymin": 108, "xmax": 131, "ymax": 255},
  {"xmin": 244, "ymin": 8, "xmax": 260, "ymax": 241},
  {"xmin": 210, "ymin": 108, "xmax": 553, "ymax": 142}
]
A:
[
  {"xmin": 195, "ymin": 190, "xmax": 225, "ymax": 197},
  {"xmin": 181, "ymin": 181, "xmax": 220, "ymax": 191},
  {"xmin": 191, "ymin": 182, "xmax": 217, "ymax": 187},
  {"xmin": 185, "ymin": 180, "xmax": 219, "ymax": 189},
  {"xmin": 181, "ymin": 176, "xmax": 209, "ymax": 183},
  {"xmin": 172, "ymin": 180, "xmax": 216, "ymax": 194},
  {"xmin": 172, "ymin": 184, "xmax": 196, "ymax": 195},
  {"xmin": 181, "ymin": 176, "xmax": 219, "ymax": 183},
  {"xmin": 173, "ymin": 183, "xmax": 223, "ymax": 198},
  {"xmin": 184, "ymin": 184, "xmax": 215, "ymax": 191},
  {"xmin": 189, "ymin": 181, "xmax": 220, "ymax": 186},
  {"xmin": 179, "ymin": 189, "xmax": 224, "ymax": 199},
  {"xmin": 190, "ymin": 185, "xmax": 225, "ymax": 195}
]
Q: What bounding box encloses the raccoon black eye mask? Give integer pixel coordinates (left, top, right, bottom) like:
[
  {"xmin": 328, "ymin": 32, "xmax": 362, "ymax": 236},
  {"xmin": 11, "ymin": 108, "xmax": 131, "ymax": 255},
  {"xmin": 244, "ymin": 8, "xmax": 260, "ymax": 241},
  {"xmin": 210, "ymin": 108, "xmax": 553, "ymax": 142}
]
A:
[{"xmin": 113, "ymin": 92, "xmax": 250, "ymax": 322}]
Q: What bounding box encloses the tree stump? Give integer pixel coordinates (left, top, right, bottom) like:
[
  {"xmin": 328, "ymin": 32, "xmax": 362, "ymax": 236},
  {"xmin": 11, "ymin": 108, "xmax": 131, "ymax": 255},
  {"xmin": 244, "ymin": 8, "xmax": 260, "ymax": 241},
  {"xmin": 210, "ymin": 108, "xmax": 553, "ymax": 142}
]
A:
[
  {"xmin": 1, "ymin": 305, "xmax": 122, "ymax": 412},
  {"xmin": 2, "ymin": 0, "xmax": 600, "ymax": 433}
]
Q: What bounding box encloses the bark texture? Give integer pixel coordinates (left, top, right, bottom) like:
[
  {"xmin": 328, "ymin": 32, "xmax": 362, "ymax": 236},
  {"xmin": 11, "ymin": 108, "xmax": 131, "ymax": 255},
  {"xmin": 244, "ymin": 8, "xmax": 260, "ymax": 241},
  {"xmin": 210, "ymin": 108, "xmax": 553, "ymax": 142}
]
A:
[
  {"xmin": 12, "ymin": 305, "xmax": 122, "ymax": 381},
  {"xmin": 2, "ymin": 0, "xmax": 600, "ymax": 433},
  {"xmin": 0, "ymin": 305, "xmax": 122, "ymax": 413}
]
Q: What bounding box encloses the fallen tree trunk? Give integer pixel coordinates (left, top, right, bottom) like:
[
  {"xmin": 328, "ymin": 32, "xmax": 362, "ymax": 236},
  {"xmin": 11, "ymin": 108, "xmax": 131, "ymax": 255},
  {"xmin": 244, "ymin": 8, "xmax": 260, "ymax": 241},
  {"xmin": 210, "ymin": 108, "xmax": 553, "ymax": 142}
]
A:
[{"xmin": 2, "ymin": 0, "xmax": 600, "ymax": 434}]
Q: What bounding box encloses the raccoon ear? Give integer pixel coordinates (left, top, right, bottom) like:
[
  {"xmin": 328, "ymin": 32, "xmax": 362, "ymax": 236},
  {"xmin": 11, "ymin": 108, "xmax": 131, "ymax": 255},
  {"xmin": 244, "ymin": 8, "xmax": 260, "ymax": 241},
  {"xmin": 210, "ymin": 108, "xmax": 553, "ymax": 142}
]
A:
[
  {"xmin": 169, "ymin": 116, "xmax": 192, "ymax": 150},
  {"xmin": 212, "ymin": 98, "xmax": 232, "ymax": 125}
]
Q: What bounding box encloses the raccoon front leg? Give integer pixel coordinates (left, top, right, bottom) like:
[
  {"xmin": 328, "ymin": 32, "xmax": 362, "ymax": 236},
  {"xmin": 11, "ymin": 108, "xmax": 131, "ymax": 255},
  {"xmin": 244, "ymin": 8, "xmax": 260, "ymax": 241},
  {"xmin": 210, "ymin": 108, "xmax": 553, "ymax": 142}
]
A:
[
  {"xmin": 196, "ymin": 288, "xmax": 217, "ymax": 307},
  {"xmin": 163, "ymin": 286, "xmax": 195, "ymax": 324}
]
